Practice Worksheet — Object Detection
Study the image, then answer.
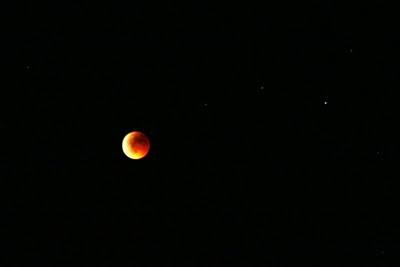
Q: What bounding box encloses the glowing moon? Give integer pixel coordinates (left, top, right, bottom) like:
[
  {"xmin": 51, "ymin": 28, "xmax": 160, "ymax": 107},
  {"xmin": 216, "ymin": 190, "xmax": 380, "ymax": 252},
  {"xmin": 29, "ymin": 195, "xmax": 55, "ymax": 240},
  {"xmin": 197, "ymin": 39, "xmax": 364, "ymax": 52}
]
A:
[{"xmin": 122, "ymin": 131, "xmax": 150, "ymax": 160}]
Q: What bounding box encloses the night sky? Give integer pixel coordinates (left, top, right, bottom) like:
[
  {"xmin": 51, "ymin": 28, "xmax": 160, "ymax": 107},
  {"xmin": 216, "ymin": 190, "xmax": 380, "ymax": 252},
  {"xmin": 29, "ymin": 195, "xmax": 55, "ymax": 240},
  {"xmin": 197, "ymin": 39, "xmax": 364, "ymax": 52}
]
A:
[{"xmin": 3, "ymin": 2, "xmax": 399, "ymax": 266}]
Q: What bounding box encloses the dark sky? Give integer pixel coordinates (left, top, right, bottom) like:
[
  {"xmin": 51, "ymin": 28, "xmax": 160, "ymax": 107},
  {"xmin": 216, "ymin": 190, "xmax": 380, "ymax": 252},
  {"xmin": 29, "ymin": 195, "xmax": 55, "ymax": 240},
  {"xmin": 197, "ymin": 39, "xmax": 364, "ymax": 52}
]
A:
[{"xmin": 3, "ymin": 2, "xmax": 399, "ymax": 266}]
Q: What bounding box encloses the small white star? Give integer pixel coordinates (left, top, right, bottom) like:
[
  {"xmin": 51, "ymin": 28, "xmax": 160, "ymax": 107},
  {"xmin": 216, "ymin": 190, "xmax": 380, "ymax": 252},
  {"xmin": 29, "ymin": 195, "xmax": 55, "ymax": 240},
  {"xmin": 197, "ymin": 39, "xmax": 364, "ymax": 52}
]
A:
[{"xmin": 376, "ymin": 249, "xmax": 385, "ymax": 255}]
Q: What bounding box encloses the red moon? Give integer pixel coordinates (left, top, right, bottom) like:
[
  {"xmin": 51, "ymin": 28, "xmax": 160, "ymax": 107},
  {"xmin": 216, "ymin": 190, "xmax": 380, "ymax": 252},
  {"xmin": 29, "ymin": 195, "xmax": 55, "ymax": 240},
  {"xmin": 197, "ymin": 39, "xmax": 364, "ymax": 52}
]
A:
[{"xmin": 122, "ymin": 131, "xmax": 150, "ymax": 160}]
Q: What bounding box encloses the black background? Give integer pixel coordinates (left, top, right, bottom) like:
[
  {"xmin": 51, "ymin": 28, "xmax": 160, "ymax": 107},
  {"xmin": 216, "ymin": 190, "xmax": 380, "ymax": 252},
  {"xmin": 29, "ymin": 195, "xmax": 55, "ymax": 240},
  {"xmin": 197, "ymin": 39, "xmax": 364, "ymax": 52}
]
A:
[{"xmin": 2, "ymin": 2, "xmax": 399, "ymax": 266}]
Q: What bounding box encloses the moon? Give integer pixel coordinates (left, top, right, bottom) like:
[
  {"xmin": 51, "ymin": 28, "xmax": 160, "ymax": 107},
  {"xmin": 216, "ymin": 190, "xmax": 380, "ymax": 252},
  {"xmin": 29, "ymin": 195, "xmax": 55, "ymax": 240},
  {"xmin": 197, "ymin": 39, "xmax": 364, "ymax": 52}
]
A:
[{"xmin": 122, "ymin": 131, "xmax": 150, "ymax": 160}]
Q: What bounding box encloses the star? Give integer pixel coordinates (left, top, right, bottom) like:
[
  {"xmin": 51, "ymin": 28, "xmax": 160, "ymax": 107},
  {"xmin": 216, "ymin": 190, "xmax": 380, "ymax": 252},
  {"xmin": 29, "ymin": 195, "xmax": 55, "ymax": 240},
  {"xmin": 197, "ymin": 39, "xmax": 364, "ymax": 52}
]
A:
[{"xmin": 376, "ymin": 151, "xmax": 384, "ymax": 159}]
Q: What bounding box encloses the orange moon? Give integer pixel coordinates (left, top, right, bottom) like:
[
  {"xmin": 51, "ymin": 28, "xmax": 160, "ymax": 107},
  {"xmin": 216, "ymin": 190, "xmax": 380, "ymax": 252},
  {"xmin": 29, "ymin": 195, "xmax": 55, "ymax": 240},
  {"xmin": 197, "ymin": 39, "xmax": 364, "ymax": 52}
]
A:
[{"xmin": 122, "ymin": 131, "xmax": 150, "ymax": 160}]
